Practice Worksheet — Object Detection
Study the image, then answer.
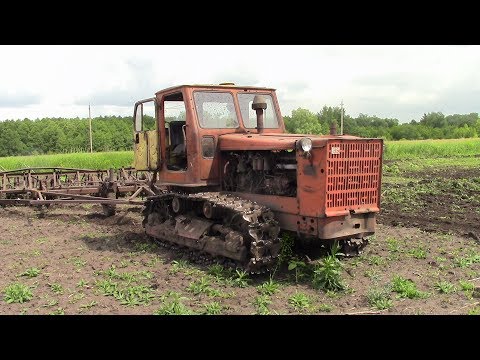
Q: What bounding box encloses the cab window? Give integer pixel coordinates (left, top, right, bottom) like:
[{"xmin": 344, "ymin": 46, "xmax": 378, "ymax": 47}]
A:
[
  {"xmin": 194, "ymin": 91, "xmax": 239, "ymax": 129},
  {"xmin": 238, "ymin": 93, "xmax": 279, "ymax": 128}
]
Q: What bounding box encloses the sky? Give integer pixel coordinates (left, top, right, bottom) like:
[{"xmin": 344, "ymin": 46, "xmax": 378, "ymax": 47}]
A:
[{"xmin": 0, "ymin": 45, "xmax": 479, "ymax": 123}]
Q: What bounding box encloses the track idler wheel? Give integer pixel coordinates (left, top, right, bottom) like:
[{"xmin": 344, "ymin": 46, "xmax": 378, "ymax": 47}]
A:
[
  {"xmin": 203, "ymin": 201, "xmax": 219, "ymax": 219},
  {"xmin": 172, "ymin": 196, "xmax": 185, "ymax": 214}
]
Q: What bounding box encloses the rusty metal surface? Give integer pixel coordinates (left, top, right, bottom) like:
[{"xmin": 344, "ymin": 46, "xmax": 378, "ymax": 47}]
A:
[
  {"xmin": 143, "ymin": 192, "xmax": 280, "ymax": 273},
  {"xmin": 0, "ymin": 167, "xmax": 150, "ymax": 208}
]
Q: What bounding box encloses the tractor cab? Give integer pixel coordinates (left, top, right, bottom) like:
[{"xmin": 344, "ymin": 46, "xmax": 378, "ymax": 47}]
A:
[{"xmin": 132, "ymin": 84, "xmax": 285, "ymax": 186}]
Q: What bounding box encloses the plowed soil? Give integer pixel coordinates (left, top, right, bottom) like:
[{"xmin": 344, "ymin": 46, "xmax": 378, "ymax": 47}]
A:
[
  {"xmin": 379, "ymin": 168, "xmax": 480, "ymax": 238},
  {"xmin": 1, "ymin": 165, "xmax": 479, "ymax": 315}
]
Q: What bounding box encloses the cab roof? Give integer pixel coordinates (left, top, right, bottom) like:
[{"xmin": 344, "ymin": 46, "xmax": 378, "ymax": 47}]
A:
[{"xmin": 155, "ymin": 84, "xmax": 276, "ymax": 95}]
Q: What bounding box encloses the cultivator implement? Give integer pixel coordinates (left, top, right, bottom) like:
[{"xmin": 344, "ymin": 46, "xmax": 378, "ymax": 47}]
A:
[{"xmin": 0, "ymin": 167, "xmax": 155, "ymax": 209}]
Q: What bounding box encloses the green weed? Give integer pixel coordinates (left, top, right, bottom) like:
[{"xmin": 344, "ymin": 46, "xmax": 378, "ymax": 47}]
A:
[
  {"xmin": 35, "ymin": 237, "xmax": 48, "ymax": 244},
  {"xmin": 155, "ymin": 291, "xmax": 192, "ymax": 315},
  {"xmin": 459, "ymin": 280, "xmax": 474, "ymax": 296},
  {"xmin": 3, "ymin": 283, "xmax": 33, "ymax": 304},
  {"xmin": 49, "ymin": 307, "xmax": 65, "ymax": 315},
  {"xmin": 232, "ymin": 269, "xmax": 249, "ymax": 288},
  {"xmin": 364, "ymin": 269, "xmax": 381, "ymax": 282},
  {"xmin": 79, "ymin": 301, "xmax": 98, "ymax": 311},
  {"xmin": 170, "ymin": 259, "xmax": 189, "ymax": 274},
  {"xmin": 408, "ymin": 247, "xmax": 427, "ymax": 259},
  {"xmin": 257, "ymin": 278, "xmax": 280, "ymax": 296},
  {"xmin": 68, "ymin": 292, "xmax": 86, "ymax": 304},
  {"xmin": 317, "ymin": 304, "xmax": 333, "ymax": 313},
  {"xmin": 253, "ymin": 295, "xmax": 272, "ymax": 315},
  {"xmin": 207, "ymin": 264, "xmax": 225, "ymax": 279},
  {"xmin": 77, "ymin": 279, "xmax": 89, "ymax": 288},
  {"xmin": 187, "ymin": 277, "xmax": 214, "ymax": 296},
  {"xmin": 468, "ymin": 307, "xmax": 480, "ymax": 315},
  {"xmin": 434, "ymin": 281, "xmax": 456, "ymax": 294},
  {"xmin": 116, "ymin": 286, "xmax": 155, "ymax": 306},
  {"xmin": 288, "ymin": 259, "xmax": 308, "ymax": 283},
  {"xmin": 386, "ymin": 238, "xmax": 400, "ymax": 253},
  {"xmin": 391, "ymin": 275, "xmax": 429, "ymax": 299},
  {"xmin": 49, "ymin": 283, "xmax": 64, "ymax": 295},
  {"xmin": 454, "ymin": 253, "xmax": 480, "ymax": 268},
  {"xmin": 96, "ymin": 279, "xmax": 118, "ymax": 296},
  {"xmin": 73, "ymin": 258, "xmax": 87, "ymax": 268},
  {"xmin": 366, "ymin": 288, "xmax": 393, "ymax": 310},
  {"xmin": 367, "ymin": 255, "xmax": 387, "ymax": 266},
  {"xmin": 203, "ymin": 301, "xmax": 223, "ymax": 315},
  {"xmin": 288, "ymin": 292, "xmax": 311, "ymax": 311},
  {"xmin": 312, "ymin": 242, "xmax": 345, "ymax": 291},
  {"xmin": 278, "ymin": 232, "xmax": 295, "ymax": 266},
  {"xmin": 42, "ymin": 299, "xmax": 58, "ymax": 308},
  {"xmin": 19, "ymin": 267, "xmax": 41, "ymax": 278}
]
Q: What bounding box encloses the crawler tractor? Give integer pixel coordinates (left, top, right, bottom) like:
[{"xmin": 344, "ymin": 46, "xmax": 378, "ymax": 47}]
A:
[{"xmin": 133, "ymin": 83, "xmax": 383, "ymax": 272}]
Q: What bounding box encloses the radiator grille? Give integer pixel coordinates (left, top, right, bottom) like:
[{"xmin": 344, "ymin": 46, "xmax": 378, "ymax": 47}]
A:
[{"xmin": 326, "ymin": 141, "xmax": 382, "ymax": 210}]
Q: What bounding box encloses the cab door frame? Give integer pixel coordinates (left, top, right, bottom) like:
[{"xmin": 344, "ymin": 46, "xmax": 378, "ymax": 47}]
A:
[{"xmin": 133, "ymin": 97, "xmax": 160, "ymax": 171}]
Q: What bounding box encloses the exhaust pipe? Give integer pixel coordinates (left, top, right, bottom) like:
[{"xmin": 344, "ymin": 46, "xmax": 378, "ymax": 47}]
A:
[
  {"xmin": 252, "ymin": 95, "xmax": 267, "ymax": 134},
  {"xmin": 330, "ymin": 122, "xmax": 337, "ymax": 135}
]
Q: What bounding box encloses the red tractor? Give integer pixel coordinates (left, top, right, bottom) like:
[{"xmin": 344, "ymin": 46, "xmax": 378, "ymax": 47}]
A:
[{"xmin": 133, "ymin": 83, "xmax": 383, "ymax": 272}]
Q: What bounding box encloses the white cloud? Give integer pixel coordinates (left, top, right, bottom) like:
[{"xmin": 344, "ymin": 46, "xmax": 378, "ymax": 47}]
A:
[{"xmin": 0, "ymin": 45, "xmax": 479, "ymax": 122}]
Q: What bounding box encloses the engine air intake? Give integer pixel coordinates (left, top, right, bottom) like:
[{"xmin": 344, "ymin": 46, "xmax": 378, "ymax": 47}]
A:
[{"xmin": 325, "ymin": 140, "xmax": 382, "ymax": 215}]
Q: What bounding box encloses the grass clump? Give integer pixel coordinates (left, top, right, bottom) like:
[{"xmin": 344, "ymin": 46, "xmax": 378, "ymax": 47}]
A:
[
  {"xmin": 3, "ymin": 283, "xmax": 33, "ymax": 304},
  {"xmin": 391, "ymin": 275, "xmax": 429, "ymax": 299}
]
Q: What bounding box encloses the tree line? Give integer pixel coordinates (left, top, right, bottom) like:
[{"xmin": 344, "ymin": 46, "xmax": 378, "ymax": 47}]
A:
[
  {"xmin": 0, "ymin": 108, "xmax": 479, "ymax": 157},
  {"xmin": 284, "ymin": 107, "xmax": 480, "ymax": 140},
  {"xmin": 0, "ymin": 116, "xmax": 145, "ymax": 157}
]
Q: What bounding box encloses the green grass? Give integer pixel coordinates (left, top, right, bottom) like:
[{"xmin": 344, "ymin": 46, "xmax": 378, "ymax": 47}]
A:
[
  {"xmin": 0, "ymin": 151, "xmax": 133, "ymax": 171},
  {"xmin": 1, "ymin": 138, "xmax": 477, "ymax": 173},
  {"xmin": 384, "ymin": 138, "xmax": 480, "ymax": 161},
  {"xmin": 1, "ymin": 137, "xmax": 478, "ymax": 171}
]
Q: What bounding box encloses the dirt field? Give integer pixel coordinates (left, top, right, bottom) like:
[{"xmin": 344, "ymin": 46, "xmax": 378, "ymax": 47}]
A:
[{"xmin": 1, "ymin": 164, "xmax": 479, "ymax": 315}]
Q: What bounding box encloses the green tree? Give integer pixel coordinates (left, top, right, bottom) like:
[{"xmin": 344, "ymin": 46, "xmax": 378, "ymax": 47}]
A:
[{"xmin": 284, "ymin": 108, "xmax": 323, "ymax": 134}]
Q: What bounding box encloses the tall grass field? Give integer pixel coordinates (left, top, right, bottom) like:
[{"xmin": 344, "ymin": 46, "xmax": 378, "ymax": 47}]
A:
[
  {"xmin": 0, "ymin": 138, "xmax": 479, "ymax": 171},
  {"xmin": 0, "ymin": 151, "xmax": 133, "ymax": 171},
  {"xmin": 383, "ymin": 138, "xmax": 480, "ymax": 160}
]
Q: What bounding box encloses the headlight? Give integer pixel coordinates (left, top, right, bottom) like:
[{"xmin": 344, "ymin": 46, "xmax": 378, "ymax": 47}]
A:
[{"xmin": 298, "ymin": 137, "xmax": 312, "ymax": 152}]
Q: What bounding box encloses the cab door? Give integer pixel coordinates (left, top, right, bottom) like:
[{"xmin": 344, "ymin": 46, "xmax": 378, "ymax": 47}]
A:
[{"xmin": 133, "ymin": 98, "xmax": 159, "ymax": 171}]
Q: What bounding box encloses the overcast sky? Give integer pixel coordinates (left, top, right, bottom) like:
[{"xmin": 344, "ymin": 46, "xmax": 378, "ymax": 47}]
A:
[{"xmin": 1, "ymin": 45, "xmax": 479, "ymax": 123}]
